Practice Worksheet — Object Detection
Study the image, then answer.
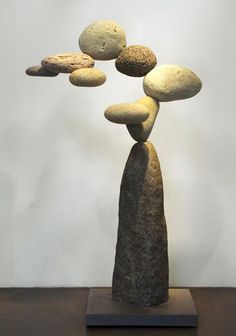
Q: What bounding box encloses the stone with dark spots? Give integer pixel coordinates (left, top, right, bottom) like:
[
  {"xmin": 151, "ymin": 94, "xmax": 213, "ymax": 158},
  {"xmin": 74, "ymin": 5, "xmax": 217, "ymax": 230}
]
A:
[
  {"xmin": 25, "ymin": 65, "xmax": 58, "ymax": 77},
  {"xmin": 115, "ymin": 45, "xmax": 157, "ymax": 77},
  {"xmin": 112, "ymin": 141, "xmax": 169, "ymax": 306}
]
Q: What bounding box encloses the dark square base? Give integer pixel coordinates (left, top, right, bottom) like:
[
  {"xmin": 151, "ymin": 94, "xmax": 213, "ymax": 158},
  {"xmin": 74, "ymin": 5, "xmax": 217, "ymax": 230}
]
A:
[{"xmin": 86, "ymin": 288, "xmax": 197, "ymax": 327}]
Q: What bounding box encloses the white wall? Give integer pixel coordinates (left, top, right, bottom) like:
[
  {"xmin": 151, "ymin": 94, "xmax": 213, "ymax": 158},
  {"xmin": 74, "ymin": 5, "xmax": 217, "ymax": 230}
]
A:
[{"xmin": 0, "ymin": 0, "xmax": 235, "ymax": 287}]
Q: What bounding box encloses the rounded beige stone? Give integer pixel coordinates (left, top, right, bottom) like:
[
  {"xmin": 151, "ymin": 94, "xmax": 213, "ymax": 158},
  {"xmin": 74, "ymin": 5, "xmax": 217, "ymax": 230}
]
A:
[
  {"xmin": 104, "ymin": 103, "xmax": 149, "ymax": 125},
  {"xmin": 79, "ymin": 20, "xmax": 126, "ymax": 60},
  {"xmin": 25, "ymin": 65, "xmax": 58, "ymax": 77},
  {"xmin": 69, "ymin": 68, "xmax": 106, "ymax": 87},
  {"xmin": 127, "ymin": 96, "xmax": 159, "ymax": 142},
  {"xmin": 143, "ymin": 64, "xmax": 202, "ymax": 101},
  {"xmin": 41, "ymin": 53, "xmax": 94, "ymax": 73}
]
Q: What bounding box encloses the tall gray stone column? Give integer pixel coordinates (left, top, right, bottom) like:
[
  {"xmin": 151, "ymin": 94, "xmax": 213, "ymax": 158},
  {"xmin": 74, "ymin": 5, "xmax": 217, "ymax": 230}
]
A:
[{"xmin": 112, "ymin": 141, "xmax": 169, "ymax": 306}]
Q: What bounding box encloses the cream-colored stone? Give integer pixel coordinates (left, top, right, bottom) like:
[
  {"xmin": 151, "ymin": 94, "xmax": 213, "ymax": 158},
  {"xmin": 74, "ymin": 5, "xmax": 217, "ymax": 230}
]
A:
[
  {"xmin": 127, "ymin": 97, "xmax": 159, "ymax": 141},
  {"xmin": 143, "ymin": 64, "xmax": 202, "ymax": 101},
  {"xmin": 41, "ymin": 53, "xmax": 94, "ymax": 73},
  {"xmin": 104, "ymin": 103, "xmax": 149, "ymax": 124},
  {"xmin": 79, "ymin": 20, "xmax": 126, "ymax": 60},
  {"xmin": 69, "ymin": 68, "xmax": 106, "ymax": 87}
]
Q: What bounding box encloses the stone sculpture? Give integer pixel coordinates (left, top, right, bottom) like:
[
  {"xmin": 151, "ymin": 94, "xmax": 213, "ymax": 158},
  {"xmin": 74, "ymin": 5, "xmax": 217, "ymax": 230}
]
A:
[{"xmin": 26, "ymin": 19, "xmax": 202, "ymax": 311}]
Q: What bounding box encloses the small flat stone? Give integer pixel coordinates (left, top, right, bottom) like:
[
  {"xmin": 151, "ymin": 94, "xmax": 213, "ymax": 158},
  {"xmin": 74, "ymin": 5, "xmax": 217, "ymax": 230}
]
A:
[
  {"xmin": 41, "ymin": 53, "xmax": 94, "ymax": 73},
  {"xmin": 69, "ymin": 68, "xmax": 106, "ymax": 87},
  {"xmin": 127, "ymin": 96, "xmax": 159, "ymax": 142},
  {"xmin": 79, "ymin": 20, "xmax": 126, "ymax": 60},
  {"xmin": 104, "ymin": 103, "xmax": 149, "ymax": 124},
  {"xmin": 25, "ymin": 65, "xmax": 58, "ymax": 77},
  {"xmin": 143, "ymin": 64, "xmax": 202, "ymax": 101},
  {"xmin": 115, "ymin": 45, "xmax": 157, "ymax": 77}
]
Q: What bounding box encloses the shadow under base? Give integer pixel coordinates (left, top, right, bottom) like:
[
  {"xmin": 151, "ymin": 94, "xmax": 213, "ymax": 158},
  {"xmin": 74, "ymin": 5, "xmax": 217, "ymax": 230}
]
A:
[{"xmin": 86, "ymin": 288, "xmax": 197, "ymax": 327}]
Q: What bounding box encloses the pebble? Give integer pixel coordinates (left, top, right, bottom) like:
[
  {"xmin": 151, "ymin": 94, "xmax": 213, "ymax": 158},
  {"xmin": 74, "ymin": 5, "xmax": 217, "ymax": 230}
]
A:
[
  {"xmin": 79, "ymin": 20, "xmax": 126, "ymax": 60},
  {"xmin": 69, "ymin": 68, "xmax": 106, "ymax": 87},
  {"xmin": 143, "ymin": 64, "xmax": 202, "ymax": 101},
  {"xmin": 115, "ymin": 45, "xmax": 157, "ymax": 77},
  {"xmin": 104, "ymin": 103, "xmax": 149, "ymax": 124},
  {"xmin": 41, "ymin": 53, "xmax": 94, "ymax": 73},
  {"xmin": 25, "ymin": 65, "xmax": 58, "ymax": 77},
  {"xmin": 127, "ymin": 96, "xmax": 159, "ymax": 141}
]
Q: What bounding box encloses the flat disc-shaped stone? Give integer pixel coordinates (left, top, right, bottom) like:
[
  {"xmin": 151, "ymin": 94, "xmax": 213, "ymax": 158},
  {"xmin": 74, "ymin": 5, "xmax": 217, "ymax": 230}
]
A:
[
  {"xmin": 104, "ymin": 103, "xmax": 149, "ymax": 124},
  {"xmin": 143, "ymin": 64, "xmax": 202, "ymax": 101},
  {"xmin": 112, "ymin": 141, "xmax": 169, "ymax": 306},
  {"xmin": 115, "ymin": 45, "xmax": 157, "ymax": 77},
  {"xmin": 79, "ymin": 20, "xmax": 126, "ymax": 60},
  {"xmin": 41, "ymin": 53, "xmax": 94, "ymax": 73},
  {"xmin": 69, "ymin": 68, "xmax": 106, "ymax": 87},
  {"xmin": 25, "ymin": 65, "xmax": 58, "ymax": 77}
]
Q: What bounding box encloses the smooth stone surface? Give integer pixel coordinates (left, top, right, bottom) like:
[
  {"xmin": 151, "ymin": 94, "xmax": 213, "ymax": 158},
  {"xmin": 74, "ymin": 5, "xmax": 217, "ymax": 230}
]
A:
[
  {"xmin": 41, "ymin": 53, "xmax": 94, "ymax": 73},
  {"xmin": 143, "ymin": 64, "xmax": 202, "ymax": 101},
  {"xmin": 104, "ymin": 103, "xmax": 149, "ymax": 124},
  {"xmin": 79, "ymin": 20, "xmax": 126, "ymax": 60},
  {"xmin": 115, "ymin": 45, "xmax": 157, "ymax": 77},
  {"xmin": 69, "ymin": 68, "xmax": 106, "ymax": 87},
  {"xmin": 25, "ymin": 65, "xmax": 58, "ymax": 77},
  {"xmin": 86, "ymin": 288, "xmax": 197, "ymax": 327},
  {"xmin": 127, "ymin": 96, "xmax": 159, "ymax": 141},
  {"xmin": 112, "ymin": 142, "xmax": 169, "ymax": 306}
]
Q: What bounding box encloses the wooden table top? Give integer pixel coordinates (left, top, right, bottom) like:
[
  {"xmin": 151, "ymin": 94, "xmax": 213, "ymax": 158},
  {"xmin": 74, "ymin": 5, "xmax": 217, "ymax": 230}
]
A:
[{"xmin": 0, "ymin": 287, "xmax": 235, "ymax": 336}]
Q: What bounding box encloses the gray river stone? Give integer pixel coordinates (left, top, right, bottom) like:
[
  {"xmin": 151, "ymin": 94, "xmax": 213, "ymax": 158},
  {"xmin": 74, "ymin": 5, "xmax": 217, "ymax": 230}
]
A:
[{"xmin": 112, "ymin": 141, "xmax": 169, "ymax": 306}]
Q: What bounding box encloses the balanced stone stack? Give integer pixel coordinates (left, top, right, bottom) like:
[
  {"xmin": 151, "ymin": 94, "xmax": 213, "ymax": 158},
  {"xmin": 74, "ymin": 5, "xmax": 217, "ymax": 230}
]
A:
[{"xmin": 25, "ymin": 19, "xmax": 202, "ymax": 307}]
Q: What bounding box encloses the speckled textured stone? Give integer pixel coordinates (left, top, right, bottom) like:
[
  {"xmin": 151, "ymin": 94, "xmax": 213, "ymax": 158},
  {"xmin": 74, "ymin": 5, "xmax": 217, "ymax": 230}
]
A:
[
  {"xmin": 112, "ymin": 141, "xmax": 169, "ymax": 306},
  {"xmin": 79, "ymin": 20, "xmax": 126, "ymax": 60},
  {"xmin": 69, "ymin": 68, "xmax": 106, "ymax": 87},
  {"xmin": 115, "ymin": 45, "xmax": 157, "ymax": 77},
  {"xmin": 143, "ymin": 64, "xmax": 202, "ymax": 101},
  {"xmin": 41, "ymin": 53, "xmax": 94, "ymax": 73},
  {"xmin": 104, "ymin": 103, "xmax": 149, "ymax": 124},
  {"xmin": 127, "ymin": 96, "xmax": 159, "ymax": 142},
  {"xmin": 25, "ymin": 65, "xmax": 58, "ymax": 77}
]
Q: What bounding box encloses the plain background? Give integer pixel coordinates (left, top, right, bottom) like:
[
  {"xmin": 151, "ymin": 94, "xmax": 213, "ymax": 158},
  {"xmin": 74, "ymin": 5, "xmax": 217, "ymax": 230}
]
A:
[{"xmin": 0, "ymin": 0, "xmax": 235, "ymax": 287}]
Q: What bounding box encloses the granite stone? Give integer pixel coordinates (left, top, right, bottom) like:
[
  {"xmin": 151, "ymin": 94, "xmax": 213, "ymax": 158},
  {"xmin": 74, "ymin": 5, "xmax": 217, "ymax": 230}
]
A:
[
  {"xmin": 41, "ymin": 53, "xmax": 94, "ymax": 73},
  {"xmin": 112, "ymin": 141, "xmax": 169, "ymax": 306}
]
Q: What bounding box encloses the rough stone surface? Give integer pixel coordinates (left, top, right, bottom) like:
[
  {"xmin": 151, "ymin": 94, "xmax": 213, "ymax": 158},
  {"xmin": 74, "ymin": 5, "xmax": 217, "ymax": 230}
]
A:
[
  {"xmin": 41, "ymin": 53, "xmax": 94, "ymax": 73},
  {"xmin": 104, "ymin": 103, "xmax": 149, "ymax": 124},
  {"xmin": 69, "ymin": 68, "xmax": 106, "ymax": 87},
  {"xmin": 143, "ymin": 64, "xmax": 202, "ymax": 101},
  {"xmin": 115, "ymin": 45, "xmax": 157, "ymax": 77},
  {"xmin": 112, "ymin": 142, "xmax": 169, "ymax": 306},
  {"xmin": 79, "ymin": 20, "xmax": 126, "ymax": 60},
  {"xmin": 25, "ymin": 65, "xmax": 58, "ymax": 77},
  {"xmin": 127, "ymin": 96, "xmax": 159, "ymax": 142}
]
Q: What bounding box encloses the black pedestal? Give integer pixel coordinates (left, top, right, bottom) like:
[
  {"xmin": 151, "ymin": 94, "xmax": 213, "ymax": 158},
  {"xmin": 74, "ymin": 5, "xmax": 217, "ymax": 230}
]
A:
[{"xmin": 86, "ymin": 288, "xmax": 197, "ymax": 327}]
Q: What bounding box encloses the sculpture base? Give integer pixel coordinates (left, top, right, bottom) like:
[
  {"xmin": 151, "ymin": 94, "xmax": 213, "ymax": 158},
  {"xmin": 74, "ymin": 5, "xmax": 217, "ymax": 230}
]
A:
[{"xmin": 86, "ymin": 288, "xmax": 197, "ymax": 327}]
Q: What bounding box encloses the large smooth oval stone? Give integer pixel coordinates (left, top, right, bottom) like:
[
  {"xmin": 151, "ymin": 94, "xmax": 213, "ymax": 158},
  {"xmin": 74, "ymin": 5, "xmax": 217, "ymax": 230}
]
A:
[
  {"xmin": 79, "ymin": 20, "xmax": 126, "ymax": 60},
  {"xmin": 25, "ymin": 65, "xmax": 58, "ymax": 77},
  {"xmin": 69, "ymin": 68, "xmax": 106, "ymax": 87},
  {"xmin": 143, "ymin": 64, "xmax": 202, "ymax": 101},
  {"xmin": 127, "ymin": 96, "xmax": 159, "ymax": 142},
  {"xmin": 104, "ymin": 103, "xmax": 149, "ymax": 124},
  {"xmin": 41, "ymin": 53, "xmax": 94, "ymax": 73},
  {"xmin": 115, "ymin": 45, "xmax": 157, "ymax": 77}
]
